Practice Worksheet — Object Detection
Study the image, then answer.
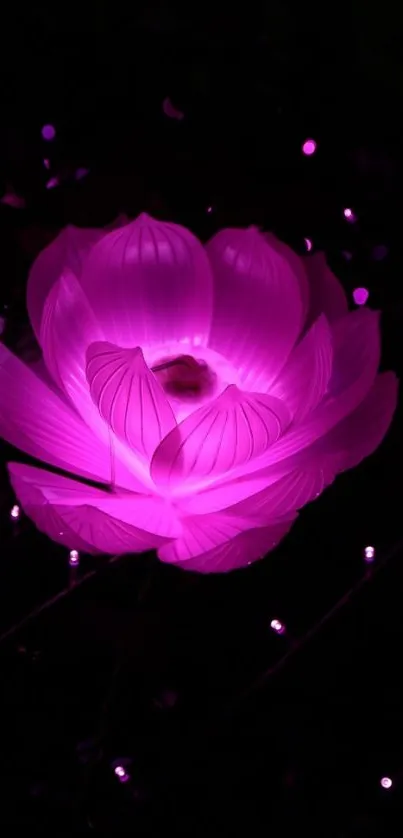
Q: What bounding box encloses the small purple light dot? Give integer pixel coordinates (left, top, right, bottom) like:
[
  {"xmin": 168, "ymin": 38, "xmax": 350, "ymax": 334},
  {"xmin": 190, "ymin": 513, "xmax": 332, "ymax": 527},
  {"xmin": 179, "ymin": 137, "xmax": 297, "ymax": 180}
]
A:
[
  {"xmin": 380, "ymin": 776, "xmax": 392, "ymax": 789},
  {"xmin": 75, "ymin": 167, "xmax": 89, "ymax": 181},
  {"xmin": 10, "ymin": 504, "xmax": 20, "ymax": 520},
  {"xmin": 43, "ymin": 159, "xmax": 50, "ymax": 170},
  {"xmin": 372, "ymin": 244, "xmax": 389, "ymax": 261},
  {"xmin": 353, "ymin": 287, "xmax": 369, "ymax": 306},
  {"xmin": 270, "ymin": 618, "xmax": 286, "ymax": 635},
  {"xmin": 41, "ymin": 124, "xmax": 56, "ymax": 141},
  {"xmin": 46, "ymin": 177, "xmax": 59, "ymax": 190},
  {"xmin": 342, "ymin": 250, "xmax": 353, "ymax": 261},
  {"xmin": 364, "ymin": 545, "xmax": 375, "ymax": 562},
  {"xmin": 302, "ymin": 139, "xmax": 317, "ymax": 156},
  {"xmin": 304, "ymin": 237, "xmax": 312, "ymax": 252},
  {"xmin": 69, "ymin": 549, "xmax": 80, "ymax": 566},
  {"xmin": 206, "ymin": 205, "xmax": 213, "ymax": 214}
]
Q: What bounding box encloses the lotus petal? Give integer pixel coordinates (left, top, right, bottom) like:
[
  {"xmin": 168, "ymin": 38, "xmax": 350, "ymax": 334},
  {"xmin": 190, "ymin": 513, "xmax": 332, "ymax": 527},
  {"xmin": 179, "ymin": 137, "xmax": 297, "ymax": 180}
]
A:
[
  {"xmin": 9, "ymin": 462, "xmax": 181, "ymax": 553},
  {"xmin": 206, "ymin": 227, "xmax": 304, "ymax": 390},
  {"xmin": 159, "ymin": 514, "xmax": 297, "ymax": 573},
  {"xmin": 86, "ymin": 341, "xmax": 176, "ymax": 461},
  {"xmin": 304, "ymin": 253, "xmax": 348, "ymax": 326},
  {"xmin": 0, "ymin": 344, "xmax": 139, "ymax": 490},
  {"xmin": 80, "ymin": 214, "xmax": 214, "ymax": 349},
  {"xmin": 270, "ymin": 315, "xmax": 332, "ymax": 421},
  {"xmin": 151, "ymin": 385, "xmax": 291, "ymax": 488}
]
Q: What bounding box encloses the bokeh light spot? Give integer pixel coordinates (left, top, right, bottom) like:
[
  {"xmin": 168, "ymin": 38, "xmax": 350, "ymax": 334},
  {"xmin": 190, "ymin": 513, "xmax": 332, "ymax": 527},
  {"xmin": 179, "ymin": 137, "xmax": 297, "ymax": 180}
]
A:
[
  {"xmin": 343, "ymin": 207, "xmax": 357, "ymax": 223},
  {"xmin": 353, "ymin": 287, "xmax": 369, "ymax": 306},
  {"xmin": 380, "ymin": 777, "xmax": 392, "ymax": 789},
  {"xmin": 41, "ymin": 124, "xmax": 56, "ymax": 141},
  {"xmin": 302, "ymin": 139, "xmax": 317, "ymax": 156},
  {"xmin": 270, "ymin": 618, "xmax": 286, "ymax": 635},
  {"xmin": 364, "ymin": 545, "xmax": 375, "ymax": 562}
]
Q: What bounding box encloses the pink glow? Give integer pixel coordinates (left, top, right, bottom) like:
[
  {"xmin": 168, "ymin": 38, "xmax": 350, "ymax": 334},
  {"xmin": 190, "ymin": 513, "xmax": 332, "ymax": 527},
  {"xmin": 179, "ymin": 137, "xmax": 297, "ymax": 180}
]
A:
[
  {"xmin": 343, "ymin": 207, "xmax": 357, "ymax": 223},
  {"xmin": 302, "ymin": 139, "xmax": 317, "ymax": 156},
  {"xmin": 0, "ymin": 214, "xmax": 397, "ymax": 573},
  {"xmin": 46, "ymin": 177, "xmax": 59, "ymax": 190},
  {"xmin": 353, "ymin": 287, "xmax": 369, "ymax": 306},
  {"xmin": 270, "ymin": 618, "xmax": 286, "ymax": 635},
  {"xmin": 364, "ymin": 545, "xmax": 375, "ymax": 562},
  {"xmin": 304, "ymin": 237, "xmax": 312, "ymax": 252},
  {"xmin": 75, "ymin": 167, "xmax": 89, "ymax": 180},
  {"xmin": 10, "ymin": 504, "xmax": 20, "ymax": 520},
  {"xmin": 380, "ymin": 777, "xmax": 392, "ymax": 789},
  {"xmin": 43, "ymin": 159, "xmax": 50, "ymax": 170},
  {"xmin": 41, "ymin": 124, "xmax": 56, "ymax": 141},
  {"xmin": 1, "ymin": 189, "xmax": 26, "ymax": 209},
  {"xmin": 372, "ymin": 244, "xmax": 388, "ymax": 261},
  {"xmin": 162, "ymin": 97, "xmax": 184, "ymax": 121}
]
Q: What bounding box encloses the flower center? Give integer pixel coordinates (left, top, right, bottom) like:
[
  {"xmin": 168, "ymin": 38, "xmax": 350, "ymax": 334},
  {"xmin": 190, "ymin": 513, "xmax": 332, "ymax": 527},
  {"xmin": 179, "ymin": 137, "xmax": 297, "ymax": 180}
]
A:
[{"xmin": 151, "ymin": 354, "xmax": 217, "ymax": 401}]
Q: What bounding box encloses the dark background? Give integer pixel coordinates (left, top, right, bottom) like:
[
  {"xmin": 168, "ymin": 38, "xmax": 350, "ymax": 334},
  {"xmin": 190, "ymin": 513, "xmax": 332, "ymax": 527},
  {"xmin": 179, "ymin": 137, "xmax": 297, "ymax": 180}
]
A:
[{"xmin": 0, "ymin": 3, "xmax": 402, "ymax": 833}]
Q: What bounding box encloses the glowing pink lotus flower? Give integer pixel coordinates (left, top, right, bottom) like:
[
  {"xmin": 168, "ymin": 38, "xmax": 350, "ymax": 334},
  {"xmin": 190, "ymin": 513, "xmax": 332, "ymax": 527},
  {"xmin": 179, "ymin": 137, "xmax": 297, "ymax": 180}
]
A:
[{"xmin": 0, "ymin": 215, "xmax": 397, "ymax": 572}]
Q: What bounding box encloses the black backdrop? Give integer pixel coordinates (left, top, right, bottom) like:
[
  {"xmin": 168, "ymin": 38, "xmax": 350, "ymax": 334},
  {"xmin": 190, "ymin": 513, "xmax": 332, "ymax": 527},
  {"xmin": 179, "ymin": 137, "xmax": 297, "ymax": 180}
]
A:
[{"xmin": 0, "ymin": 3, "xmax": 402, "ymax": 833}]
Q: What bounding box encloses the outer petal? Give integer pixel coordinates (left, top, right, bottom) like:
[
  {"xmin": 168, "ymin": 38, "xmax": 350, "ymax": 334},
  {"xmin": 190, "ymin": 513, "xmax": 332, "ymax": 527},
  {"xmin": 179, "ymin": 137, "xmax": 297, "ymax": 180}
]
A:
[
  {"xmin": 86, "ymin": 341, "xmax": 176, "ymax": 460},
  {"xmin": 8, "ymin": 462, "xmax": 181, "ymax": 555},
  {"xmin": 27, "ymin": 226, "xmax": 104, "ymax": 341},
  {"xmin": 222, "ymin": 467, "xmax": 335, "ymax": 520},
  {"xmin": 265, "ymin": 233, "xmax": 310, "ymax": 323},
  {"xmin": 40, "ymin": 275, "xmax": 151, "ymax": 488},
  {"xmin": 0, "ymin": 344, "xmax": 140, "ymax": 490},
  {"xmin": 327, "ymin": 308, "xmax": 380, "ymax": 399},
  {"xmin": 80, "ymin": 213, "xmax": 214, "ymax": 349},
  {"xmin": 304, "ymin": 253, "xmax": 348, "ymax": 327},
  {"xmin": 151, "ymin": 385, "xmax": 291, "ymax": 489},
  {"xmin": 158, "ymin": 513, "xmax": 297, "ymax": 573},
  {"xmin": 40, "ymin": 271, "xmax": 105, "ymax": 406},
  {"xmin": 270, "ymin": 315, "xmax": 333, "ymax": 421},
  {"xmin": 206, "ymin": 227, "xmax": 304, "ymax": 390},
  {"xmin": 309, "ymin": 371, "xmax": 398, "ymax": 474},
  {"xmin": 223, "ymin": 308, "xmax": 381, "ymax": 480}
]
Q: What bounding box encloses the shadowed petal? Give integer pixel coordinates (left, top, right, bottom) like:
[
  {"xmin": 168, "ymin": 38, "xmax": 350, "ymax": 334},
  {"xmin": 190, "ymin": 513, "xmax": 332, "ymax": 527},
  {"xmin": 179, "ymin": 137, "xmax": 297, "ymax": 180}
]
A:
[
  {"xmin": 304, "ymin": 253, "xmax": 348, "ymax": 327},
  {"xmin": 158, "ymin": 513, "xmax": 297, "ymax": 573},
  {"xmin": 8, "ymin": 462, "xmax": 181, "ymax": 554},
  {"xmin": 0, "ymin": 344, "xmax": 140, "ymax": 490},
  {"xmin": 206, "ymin": 227, "xmax": 304, "ymax": 390},
  {"xmin": 151, "ymin": 385, "xmax": 291, "ymax": 488},
  {"xmin": 265, "ymin": 233, "xmax": 310, "ymax": 322},
  {"xmin": 80, "ymin": 214, "xmax": 214, "ymax": 349},
  {"xmin": 270, "ymin": 315, "xmax": 333, "ymax": 421},
  {"xmin": 327, "ymin": 308, "xmax": 380, "ymax": 399},
  {"xmin": 312, "ymin": 371, "xmax": 398, "ymax": 473},
  {"xmin": 27, "ymin": 218, "xmax": 128, "ymax": 341},
  {"xmin": 86, "ymin": 341, "xmax": 176, "ymax": 461}
]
